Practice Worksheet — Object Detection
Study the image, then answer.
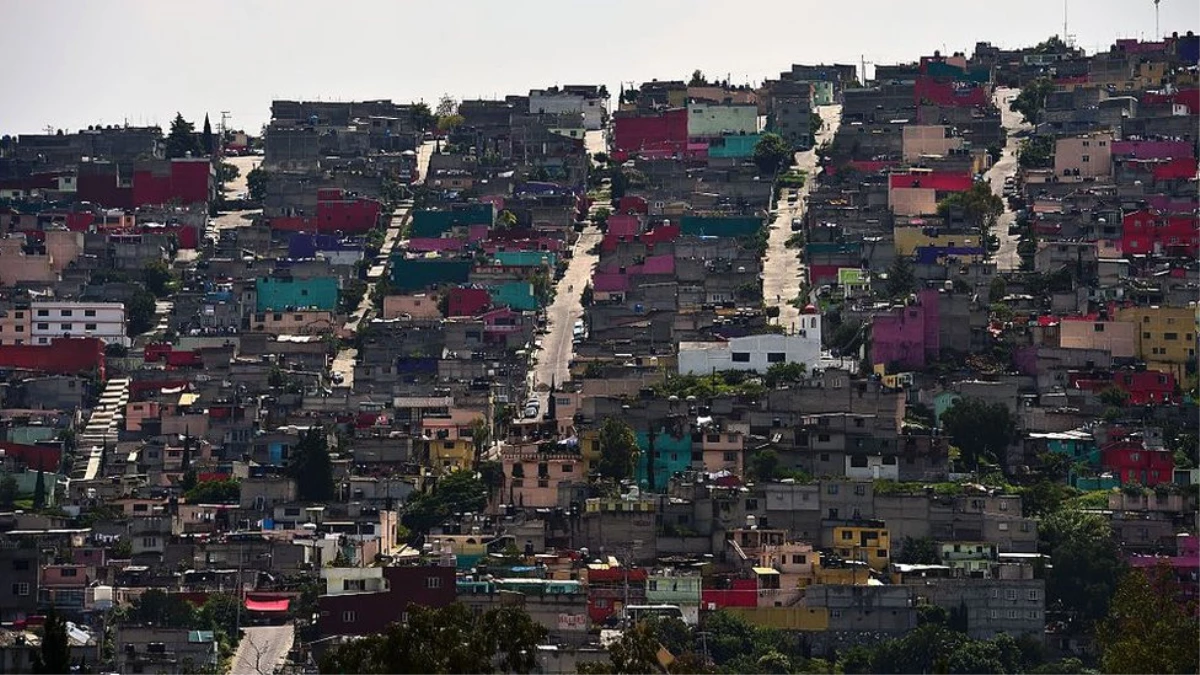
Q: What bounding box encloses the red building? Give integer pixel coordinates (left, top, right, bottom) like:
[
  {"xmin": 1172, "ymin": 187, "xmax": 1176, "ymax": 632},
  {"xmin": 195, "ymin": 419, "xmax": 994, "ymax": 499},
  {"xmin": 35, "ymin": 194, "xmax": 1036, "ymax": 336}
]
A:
[
  {"xmin": 1101, "ymin": 438, "xmax": 1174, "ymax": 486},
  {"xmin": 316, "ymin": 565, "xmax": 455, "ymax": 637},
  {"xmin": 1070, "ymin": 369, "xmax": 1178, "ymax": 405},
  {"xmin": 0, "ymin": 337, "xmax": 105, "ymax": 378},
  {"xmin": 0, "ymin": 441, "xmax": 62, "ymax": 472},
  {"xmin": 613, "ymin": 109, "xmax": 688, "ymax": 155},
  {"xmin": 447, "ymin": 287, "xmax": 491, "ymax": 317},
  {"xmin": 913, "ymin": 76, "xmax": 989, "ymax": 107},
  {"xmin": 271, "ymin": 189, "xmax": 382, "ymax": 235},
  {"xmin": 77, "ymin": 158, "xmax": 213, "ymax": 209},
  {"xmin": 701, "ymin": 577, "xmax": 758, "ymax": 608},
  {"xmin": 586, "ymin": 567, "xmax": 647, "ymax": 624},
  {"xmin": 1122, "ymin": 209, "xmax": 1200, "ymax": 257}
]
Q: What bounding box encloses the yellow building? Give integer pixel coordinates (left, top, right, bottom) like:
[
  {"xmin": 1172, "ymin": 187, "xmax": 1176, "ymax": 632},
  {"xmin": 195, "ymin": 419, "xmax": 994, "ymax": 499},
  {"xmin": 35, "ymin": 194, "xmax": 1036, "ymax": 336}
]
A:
[
  {"xmin": 423, "ymin": 437, "xmax": 474, "ymax": 475},
  {"xmin": 722, "ymin": 606, "xmax": 829, "ymax": 631},
  {"xmin": 832, "ymin": 524, "xmax": 892, "ymax": 571},
  {"xmin": 1115, "ymin": 305, "xmax": 1198, "ymax": 376},
  {"xmin": 893, "ymin": 226, "xmax": 981, "ymax": 256}
]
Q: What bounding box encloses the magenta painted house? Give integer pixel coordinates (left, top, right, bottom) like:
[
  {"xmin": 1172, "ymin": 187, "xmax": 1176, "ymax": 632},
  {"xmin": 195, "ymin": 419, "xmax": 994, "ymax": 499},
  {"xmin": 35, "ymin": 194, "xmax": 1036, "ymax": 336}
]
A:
[{"xmin": 871, "ymin": 289, "xmax": 941, "ymax": 369}]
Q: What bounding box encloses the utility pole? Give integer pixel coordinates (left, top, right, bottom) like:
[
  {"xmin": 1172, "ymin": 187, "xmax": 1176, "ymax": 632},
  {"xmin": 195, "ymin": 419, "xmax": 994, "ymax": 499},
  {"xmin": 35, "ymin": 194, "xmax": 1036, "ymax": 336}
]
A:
[{"xmin": 1154, "ymin": 0, "xmax": 1161, "ymax": 39}]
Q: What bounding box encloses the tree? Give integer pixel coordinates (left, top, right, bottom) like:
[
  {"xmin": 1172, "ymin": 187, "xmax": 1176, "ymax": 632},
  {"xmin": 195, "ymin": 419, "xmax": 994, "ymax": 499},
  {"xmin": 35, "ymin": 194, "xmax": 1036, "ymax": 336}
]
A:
[
  {"xmin": 689, "ymin": 69, "xmax": 708, "ymax": 86},
  {"xmin": 435, "ymin": 470, "xmax": 488, "ymax": 513},
  {"xmin": 596, "ymin": 417, "xmax": 639, "ymax": 481},
  {"xmin": 143, "ymin": 259, "xmax": 173, "ymax": 298},
  {"xmin": 884, "ymin": 255, "xmax": 916, "ymax": 299},
  {"xmin": 289, "ymin": 427, "xmax": 335, "ymax": 502},
  {"xmin": 33, "ymin": 606, "xmax": 72, "ymax": 675},
  {"xmin": 610, "ymin": 168, "xmax": 628, "ymax": 202},
  {"xmin": 436, "ymin": 95, "xmax": 459, "ymax": 118},
  {"xmin": 749, "ymin": 449, "xmax": 781, "ymax": 482},
  {"xmin": 1010, "ymin": 77, "xmax": 1054, "ymax": 125},
  {"xmin": 130, "ymin": 588, "xmax": 199, "ymax": 627},
  {"xmin": 1039, "ymin": 509, "xmax": 1124, "ymax": 626},
  {"xmin": 201, "ymin": 114, "xmax": 214, "ymax": 155},
  {"xmin": 469, "ymin": 417, "xmax": 491, "ymax": 466},
  {"xmin": 126, "ymin": 287, "xmax": 158, "ymax": 336},
  {"xmin": 1098, "ymin": 386, "xmax": 1130, "ymax": 407},
  {"xmin": 245, "ymin": 165, "xmax": 268, "ymax": 201},
  {"xmin": 184, "ymin": 478, "xmax": 241, "ymax": 504},
  {"xmin": 763, "ymin": 362, "xmax": 807, "ymax": 388},
  {"xmin": 165, "ymin": 113, "xmax": 202, "ymax": 158},
  {"xmin": 988, "ymin": 276, "xmax": 1007, "ymax": 303},
  {"xmin": 940, "ymin": 398, "xmax": 1016, "ymax": 471},
  {"xmin": 1098, "ymin": 564, "xmax": 1198, "ymax": 674},
  {"xmin": 753, "ymin": 133, "xmax": 792, "ymax": 175},
  {"xmin": 409, "ymin": 102, "xmax": 436, "ymax": 132},
  {"xmin": 895, "ymin": 536, "xmax": 940, "ymax": 564},
  {"xmin": 579, "ymin": 621, "xmax": 668, "ymax": 674},
  {"xmin": 0, "ymin": 474, "xmax": 17, "ymax": 508},
  {"xmin": 217, "ymin": 161, "xmax": 240, "ymax": 185},
  {"xmin": 937, "ymin": 181, "xmax": 1004, "ymax": 234},
  {"xmin": 318, "ymin": 602, "xmax": 546, "ymax": 674},
  {"xmin": 32, "ymin": 468, "xmax": 46, "ymax": 509},
  {"xmin": 437, "ymin": 114, "xmax": 465, "ymax": 133}
]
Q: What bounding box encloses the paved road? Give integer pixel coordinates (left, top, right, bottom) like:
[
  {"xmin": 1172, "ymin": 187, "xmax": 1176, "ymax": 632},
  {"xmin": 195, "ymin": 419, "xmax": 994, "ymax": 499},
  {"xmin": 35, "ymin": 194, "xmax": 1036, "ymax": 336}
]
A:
[
  {"xmin": 530, "ymin": 224, "xmax": 603, "ymax": 403},
  {"xmin": 229, "ymin": 624, "xmax": 294, "ymax": 675},
  {"xmin": 985, "ymin": 87, "xmax": 1031, "ymax": 272},
  {"xmin": 223, "ymin": 155, "xmax": 261, "ymax": 198},
  {"xmin": 762, "ymin": 105, "xmax": 842, "ymax": 332},
  {"xmin": 330, "ymin": 141, "xmax": 436, "ymax": 390}
]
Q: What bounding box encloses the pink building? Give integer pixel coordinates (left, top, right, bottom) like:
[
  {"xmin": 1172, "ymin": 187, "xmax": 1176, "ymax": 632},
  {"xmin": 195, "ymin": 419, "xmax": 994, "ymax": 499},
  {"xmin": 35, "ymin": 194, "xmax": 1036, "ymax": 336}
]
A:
[{"xmin": 871, "ymin": 289, "xmax": 941, "ymax": 369}]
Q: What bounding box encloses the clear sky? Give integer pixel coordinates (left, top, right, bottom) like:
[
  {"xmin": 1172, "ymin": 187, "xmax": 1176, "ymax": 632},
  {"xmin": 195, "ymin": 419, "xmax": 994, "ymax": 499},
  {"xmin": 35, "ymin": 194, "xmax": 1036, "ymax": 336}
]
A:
[{"xmin": 1, "ymin": 0, "xmax": 1196, "ymax": 135}]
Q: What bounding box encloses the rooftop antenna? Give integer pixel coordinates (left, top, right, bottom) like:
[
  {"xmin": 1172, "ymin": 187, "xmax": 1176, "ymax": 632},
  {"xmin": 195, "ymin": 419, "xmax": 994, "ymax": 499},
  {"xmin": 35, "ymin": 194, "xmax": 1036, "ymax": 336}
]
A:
[
  {"xmin": 860, "ymin": 55, "xmax": 873, "ymax": 85},
  {"xmin": 1063, "ymin": 0, "xmax": 1077, "ymax": 48},
  {"xmin": 1154, "ymin": 0, "xmax": 1161, "ymax": 39}
]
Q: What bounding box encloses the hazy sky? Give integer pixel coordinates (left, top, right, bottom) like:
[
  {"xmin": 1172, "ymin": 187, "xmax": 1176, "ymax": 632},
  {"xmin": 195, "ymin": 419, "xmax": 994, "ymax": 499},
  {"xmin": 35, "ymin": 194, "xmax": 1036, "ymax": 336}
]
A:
[{"xmin": 1, "ymin": 0, "xmax": 1196, "ymax": 135}]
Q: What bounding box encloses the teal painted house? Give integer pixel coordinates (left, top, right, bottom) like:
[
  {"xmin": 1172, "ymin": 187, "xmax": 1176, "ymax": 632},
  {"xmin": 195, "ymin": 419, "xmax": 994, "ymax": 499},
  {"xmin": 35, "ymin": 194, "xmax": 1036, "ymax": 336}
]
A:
[
  {"xmin": 680, "ymin": 216, "xmax": 763, "ymax": 238},
  {"xmin": 256, "ymin": 276, "xmax": 338, "ymax": 312},
  {"xmin": 492, "ymin": 251, "xmax": 557, "ymax": 268},
  {"xmin": 1033, "ymin": 430, "xmax": 1115, "ymax": 491},
  {"xmin": 410, "ymin": 204, "xmax": 495, "ymax": 237},
  {"xmin": 390, "ymin": 257, "xmax": 473, "ymax": 292},
  {"xmin": 635, "ymin": 430, "xmax": 693, "ymax": 491},
  {"xmin": 708, "ymin": 134, "xmax": 761, "ymax": 159},
  {"xmin": 488, "ymin": 282, "xmax": 539, "ymax": 311},
  {"xmin": 933, "ymin": 392, "xmax": 961, "ymax": 425}
]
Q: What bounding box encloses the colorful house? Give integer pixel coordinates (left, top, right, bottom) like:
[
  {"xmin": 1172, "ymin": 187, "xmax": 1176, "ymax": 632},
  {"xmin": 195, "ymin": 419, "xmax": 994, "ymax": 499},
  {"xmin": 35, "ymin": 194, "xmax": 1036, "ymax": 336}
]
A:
[
  {"xmin": 255, "ymin": 276, "xmax": 339, "ymax": 312},
  {"xmin": 634, "ymin": 429, "xmax": 693, "ymax": 491},
  {"xmin": 1115, "ymin": 304, "xmax": 1198, "ymax": 376},
  {"xmin": 871, "ymin": 289, "xmax": 941, "ymax": 370},
  {"xmin": 1101, "ymin": 437, "xmax": 1174, "ymax": 486},
  {"xmin": 389, "ymin": 257, "xmax": 472, "ymax": 292},
  {"xmin": 832, "ymin": 523, "xmax": 891, "ymax": 571},
  {"xmin": 1121, "ymin": 209, "xmax": 1200, "ymax": 258}
]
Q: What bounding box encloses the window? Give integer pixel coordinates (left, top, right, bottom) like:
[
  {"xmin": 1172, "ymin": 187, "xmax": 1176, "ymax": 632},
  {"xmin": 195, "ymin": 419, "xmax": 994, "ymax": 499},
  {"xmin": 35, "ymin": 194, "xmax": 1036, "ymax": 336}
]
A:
[
  {"xmin": 842, "ymin": 530, "xmax": 854, "ymax": 540},
  {"xmin": 724, "ymin": 452, "xmax": 738, "ymax": 462},
  {"xmin": 731, "ymin": 352, "xmax": 750, "ymax": 363},
  {"xmin": 142, "ymin": 537, "xmax": 157, "ymax": 547},
  {"xmin": 991, "ymin": 589, "xmax": 1000, "ymax": 599},
  {"xmin": 998, "ymin": 522, "xmax": 1009, "ymax": 531},
  {"xmin": 990, "ymin": 609, "xmax": 999, "ymax": 619},
  {"xmin": 343, "ymin": 579, "xmax": 366, "ymax": 591},
  {"xmin": 1008, "ymin": 609, "xmax": 1019, "ymax": 619},
  {"xmin": 854, "ymin": 484, "xmax": 866, "ymax": 495},
  {"xmin": 1027, "ymin": 589, "xmax": 1039, "ymax": 601},
  {"xmin": 850, "ymin": 455, "xmax": 868, "ymax": 468},
  {"xmin": 792, "ymin": 554, "xmax": 807, "ymax": 565},
  {"xmin": 1094, "ymin": 323, "xmax": 1105, "ymax": 332},
  {"xmin": 84, "ymin": 310, "xmax": 96, "ymax": 317},
  {"xmin": 1006, "ymin": 589, "xmax": 1017, "ymax": 600},
  {"xmin": 427, "ymin": 576, "xmax": 442, "ymax": 589},
  {"xmin": 14, "ymin": 325, "xmax": 21, "ymax": 332},
  {"xmin": 819, "ymin": 453, "xmax": 830, "ymax": 462},
  {"xmin": 12, "ymin": 582, "xmax": 29, "ymax": 596},
  {"xmin": 342, "ymin": 611, "xmax": 357, "ymax": 623},
  {"xmin": 85, "ymin": 323, "xmax": 97, "ymax": 331},
  {"xmin": 1164, "ymin": 333, "xmax": 1178, "ymax": 340},
  {"xmin": 61, "ymin": 323, "xmax": 72, "ymax": 331},
  {"xmin": 827, "ymin": 484, "xmax": 839, "ymax": 495},
  {"xmin": 767, "ymin": 352, "xmax": 786, "ymax": 363},
  {"xmin": 60, "ymin": 568, "xmax": 78, "ymax": 577},
  {"xmin": 562, "ymin": 463, "xmax": 573, "ymax": 473},
  {"xmin": 36, "ymin": 309, "xmax": 48, "ymax": 317},
  {"xmin": 37, "ymin": 323, "xmax": 48, "ymax": 330},
  {"xmin": 12, "ymin": 559, "xmax": 30, "ymax": 571},
  {"xmin": 1027, "ymin": 610, "xmax": 1040, "ymax": 619},
  {"xmin": 831, "ymin": 609, "xmax": 842, "ymax": 618},
  {"xmin": 61, "ymin": 309, "xmax": 73, "ymax": 317},
  {"xmin": 1081, "ymin": 155, "xmax": 1090, "ymax": 162}
]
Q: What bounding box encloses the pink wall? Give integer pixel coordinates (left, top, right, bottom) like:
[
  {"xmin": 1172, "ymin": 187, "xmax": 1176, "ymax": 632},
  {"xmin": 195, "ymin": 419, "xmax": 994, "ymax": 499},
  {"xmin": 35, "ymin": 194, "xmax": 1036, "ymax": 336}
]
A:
[{"xmin": 871, "ymin": 289, "xmax": 940, "ymax": 369}]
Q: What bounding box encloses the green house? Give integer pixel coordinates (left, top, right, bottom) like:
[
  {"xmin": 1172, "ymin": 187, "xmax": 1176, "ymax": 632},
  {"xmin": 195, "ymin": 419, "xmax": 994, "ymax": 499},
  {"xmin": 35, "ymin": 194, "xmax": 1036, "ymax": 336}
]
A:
[
  {"xmin": 488, "ymin": 282, "xmax": 539, "ymax": 311},
  {"xmin": 255, "ymin": 276, "xmax": 339, "ymax": 312},
  {"xmin": 389, "ymin": 257, "xmax": 472, "ymax": 292},
  {"xmin": 410, "ymin": 204, "xmax": 495, "ymax": 237},
  {"xmin": 635, "ymin": 430, "xmax": 693, "ymax": 491}
]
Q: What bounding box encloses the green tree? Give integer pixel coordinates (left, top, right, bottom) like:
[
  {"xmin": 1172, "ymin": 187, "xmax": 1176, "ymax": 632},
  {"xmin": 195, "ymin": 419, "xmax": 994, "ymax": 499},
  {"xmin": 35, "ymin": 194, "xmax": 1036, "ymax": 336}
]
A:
[
  {"xmin": 884, "ymin": 255, "xmax": 916, "ymax": 299},
  {"xmin": 435, "ymin": 470, "xmax": 489, "ymax": 513},
  {"xmin": 937, "ymin": 181, "xmax": 1004, "ymax": 234},
  {"xmin": 33, "ymin": 606, "xmax": 72, "ymax": 675},
  {"xmin": 217, "ymin": 161, "xmax": 240, "ymax": 185},
  {"xmin": 1010, "ymin": 77, "xmax": 1054, "ymax": 125},
  {"xmin": 940, "ymin": 397, "xmax": 1017, "ymax": 470},
  {"xmin": 763, "ymin": 361, "xmax": 807, "ymax": 388},
  {"xmin": 579, "ymin": 621, "xmax": 668, "ymax": 674},
  {"xmin": 753, "ymin": 133, "xmax": 792, "ymax": 175},
  {"xmin": 1098, "ymin": 386, "xmax": 1130, "ymax": 407},
  {"xmin": 143, "ymin": 259, "xmax": 173, "ymax": 298},
  {"xmin": 596, "ymin": 417, "xmax": 639, "ymax": 481},
  {"xmin": 201, "ymin": 114, "xmax": 214, "ymax": 155},
  {"xmin": 245, "ymin": 165, "xmax": 268, "ymax": 201},
  {"xmin": 289, "ymin": 427, "xmax": 335, "ymax": 502},
  {"xmin": 0, "ymin": 474, "xmax": 17, "ymax": 508},
  {"xmin": 610, "ymin": 168, "xmax": 629, "ymax": 201},
  {"xmin": 688, "ymin": 69, "xmax": 708, "ymax": 86},
  {"xmin": 895, "ymin": 536, "xmax": 940, "ymax": 564},
  {"xmin": 1098, "ymin": 563, "xmax": 1198, "ymax": 674},
  {"xmin": 469, "ymin": 417, "xmax": 491, "ymax": 466},
  {"xmin": 437, "ymin": 114, "xmax": 465, "ymax": 133},
  {"xmin": 32, "ymin": 468, "xmax": 46, "ymax": 509},
  {"xmin": 409, "ymin": 102, "xmax": 436, "ymax": 132},
  {"xmin": 749, "ymin": 448, "xmax": 781, "ymax": 482},
  {"xmin": 318, "ymin": 602, "xmax": 547, "ymax": 674},
  {"xmin": 184, "ymin": 479, "xmax": 241, "ymax": 504},
  {"xmin": 1018, "ymin": 135, "xmax": 1054, "ymax": 169},
  {"xmin": 165, "ymin": 113, "xmax": 202, "ymax": 159},
  {"xmin": 988, "ymin": 276, "xmax": 1007, "ymax": 303},
  {"xmin": 1039, "ymin": 509, "xmax": 1124, "ymax": 626},
  {"xmin": 129, "ymin": 589, "xmax": 199, "ymax": 627},
  {"xmin": 126, "ymin": 287, "xmax": 158, "ymax": 336}
]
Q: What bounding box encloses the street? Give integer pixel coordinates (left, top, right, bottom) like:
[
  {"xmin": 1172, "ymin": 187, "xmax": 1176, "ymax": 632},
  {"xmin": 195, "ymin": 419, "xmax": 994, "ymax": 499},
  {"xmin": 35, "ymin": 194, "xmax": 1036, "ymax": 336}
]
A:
[
  {"xmin": 762, "ymin": 105, "xmax": 842, "ymax": 332},
  {"xmin": 330, "ymin": 140, "xmax": 436, "ymax": 390},
  {"xmin": 229, "ymin": 624, "xmax": 294, "ymax": 675},
  {"xmin": 530, "ymin": 224, "xmax": 603, "ymax": 402},
  {"xmin": 985, "ymin": 87, "xmax": 1031, "ymax": 272}
]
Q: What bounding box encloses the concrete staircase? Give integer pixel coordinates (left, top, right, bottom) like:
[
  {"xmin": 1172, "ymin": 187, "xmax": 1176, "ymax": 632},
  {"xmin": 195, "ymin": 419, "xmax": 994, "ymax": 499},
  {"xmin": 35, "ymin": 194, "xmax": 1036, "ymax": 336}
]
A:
[{"xmin": 72, "ymin": 377, "xmax": 130, "ymax": 480}]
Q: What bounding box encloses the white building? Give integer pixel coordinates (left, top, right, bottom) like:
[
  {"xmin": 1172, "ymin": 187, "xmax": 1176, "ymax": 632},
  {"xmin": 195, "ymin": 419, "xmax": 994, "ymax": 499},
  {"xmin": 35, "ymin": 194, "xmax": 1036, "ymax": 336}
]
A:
[
  {"xmin": 31, "ymin": 301, "xmax": 129, "ymax": 347},
  {"xmin": 529, "ymin": 88, "xmax": 608, "ymax": 130},
  {"xmin": 677, "ymin": 320, "xmax": 822, "ymax": 376}
]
